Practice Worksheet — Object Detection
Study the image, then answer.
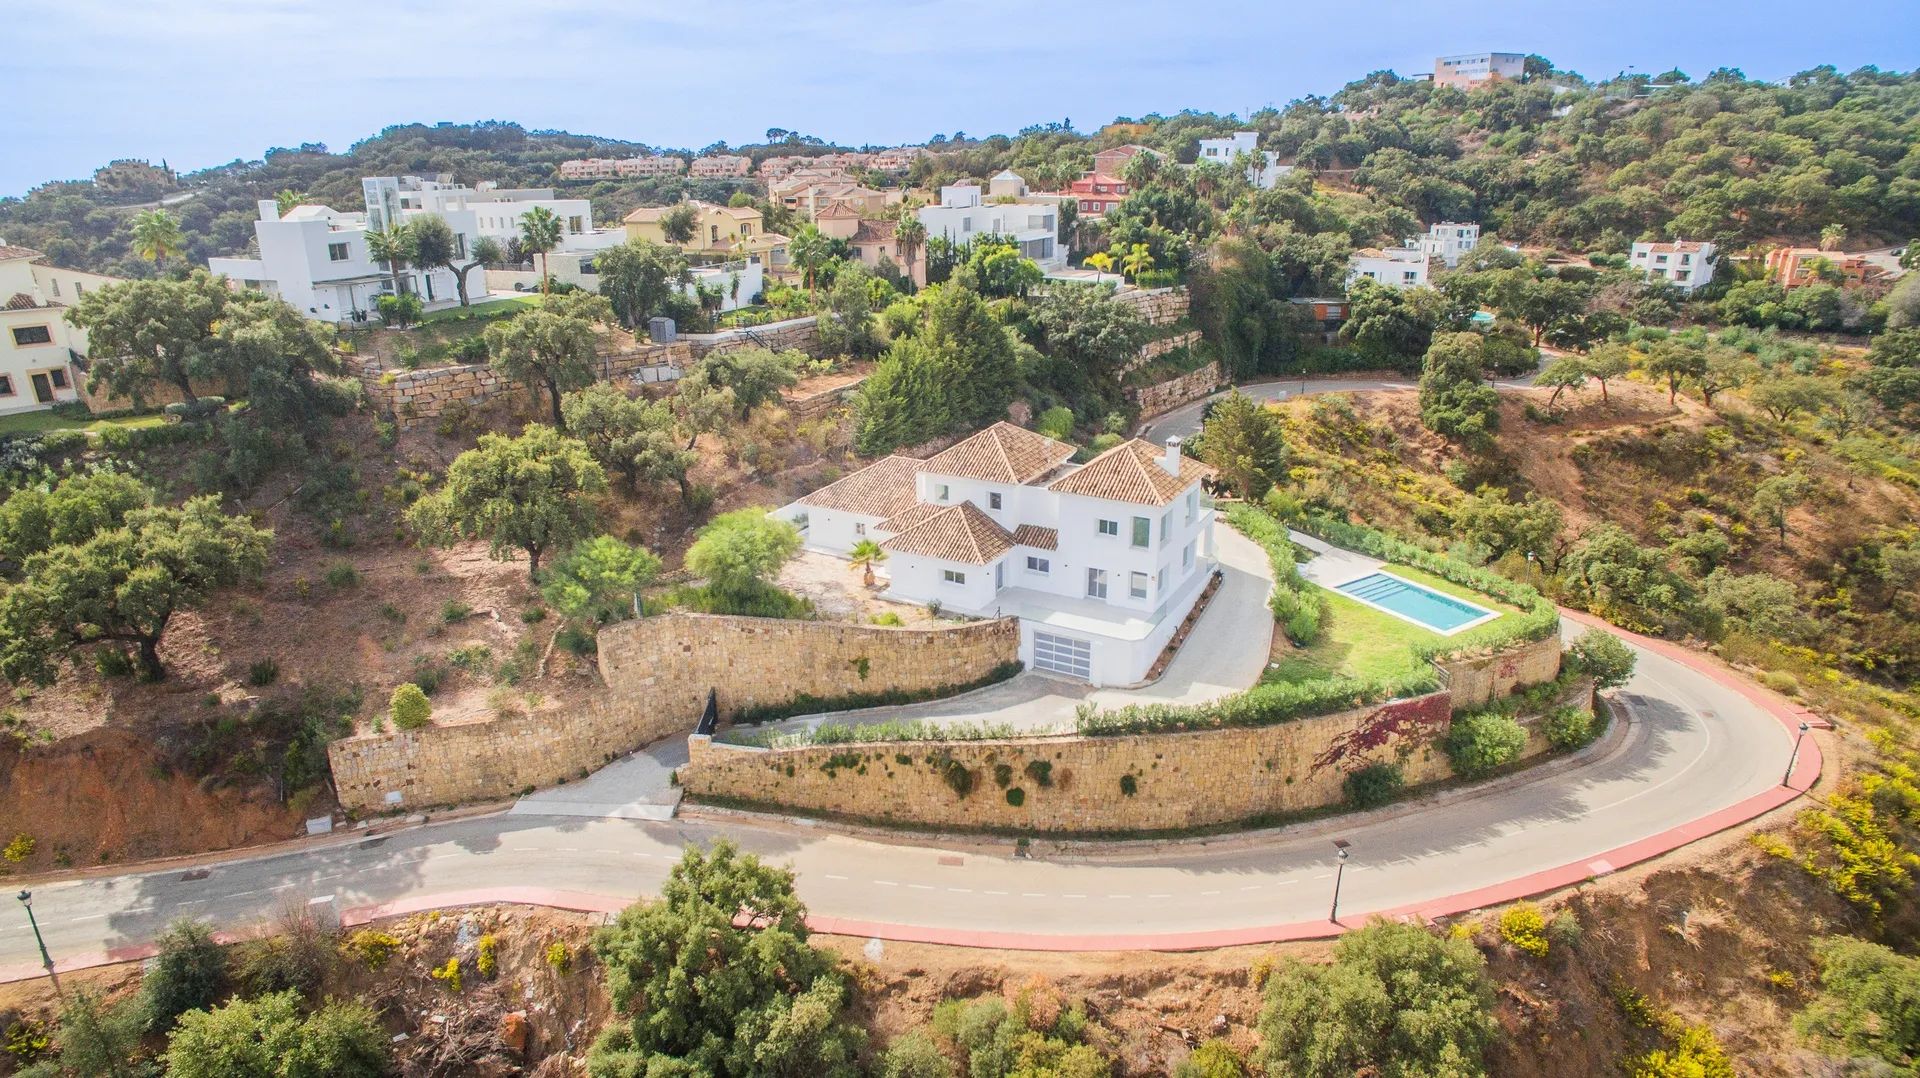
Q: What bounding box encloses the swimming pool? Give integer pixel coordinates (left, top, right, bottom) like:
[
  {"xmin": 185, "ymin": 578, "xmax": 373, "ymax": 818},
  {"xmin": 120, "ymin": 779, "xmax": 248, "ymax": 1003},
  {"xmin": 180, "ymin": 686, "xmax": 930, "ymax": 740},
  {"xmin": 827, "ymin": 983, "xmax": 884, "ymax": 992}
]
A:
[{"xmin": 1333, "ymin": 572, "xmax": 1500, "ymax": 635}]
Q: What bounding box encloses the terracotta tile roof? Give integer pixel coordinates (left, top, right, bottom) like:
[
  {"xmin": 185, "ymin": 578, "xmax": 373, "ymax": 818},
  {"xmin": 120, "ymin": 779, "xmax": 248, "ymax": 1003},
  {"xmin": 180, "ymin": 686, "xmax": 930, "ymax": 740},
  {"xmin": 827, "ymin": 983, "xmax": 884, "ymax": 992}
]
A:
[
  {"xmin": 1011, "ymin": 525, "xmax": 1058, "ymax": 550},
  {"xmin": 0, "ymin": 245, "xmax": 43, "ymax": 262},
  {"xmin": 923, "ymin": 422, "xmax": 1076, "ymax": 485},
  {"xmin": 878, "ymin": 502, "xmax": 944, "ymax": 532},
  {"xmin": 1047, "ymin": 439, "xmax": 1214, "ymax": 506},
  {"xmin": 850, "ymin": 219, "xmax": 897, "ymax": 245},
  {"xmin": 796, "ymin": 455, "xmax": 927, "ymax": 517},
  {"xmin": 881, "ymin": 502, "xmax": 1014, "ymax": 565},
  {"xmin": 1638, "ymin": 241, "xmax": 1711, "ymax": 254},
  {"xmin": 816, "ymin": 202, "xmax": 863, "ymax": 220},
  {"xmin": 622, "ymin": 200, "xmax": 758, "ymax": 224}
]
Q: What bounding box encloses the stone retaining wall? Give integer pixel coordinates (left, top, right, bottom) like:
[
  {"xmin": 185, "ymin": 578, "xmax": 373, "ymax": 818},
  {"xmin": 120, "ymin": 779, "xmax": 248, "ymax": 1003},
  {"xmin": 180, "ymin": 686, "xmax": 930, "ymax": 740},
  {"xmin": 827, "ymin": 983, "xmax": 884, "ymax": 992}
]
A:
[
  {"xmin": 782, "ymin": 376, "xmax": 868, "ymax": 422},
  {"xmin": 681, "ymin": 316, "xmax": 821, "ymax": 359},
  {"xmin": 1131, "ymin": 361, "xmax": 1224, "ymax": 418},
  {"xmin": 1114, "ymin": 286, "xmax": 1189, "ymax": 326},
  {"xmin": 352, "ymin": 343, "xmax": 690, "ymax": 427},
  {"xmin": 683, "ymin": 674, "xmax": 1594, "ymax": 834},
  {"xmin": 1435, "ymin": 634, "xmax": 1563, "ymax": 710},
  {"xmin": 326, "ymin": 612, "xmax": 1020, "ymax": 813}
]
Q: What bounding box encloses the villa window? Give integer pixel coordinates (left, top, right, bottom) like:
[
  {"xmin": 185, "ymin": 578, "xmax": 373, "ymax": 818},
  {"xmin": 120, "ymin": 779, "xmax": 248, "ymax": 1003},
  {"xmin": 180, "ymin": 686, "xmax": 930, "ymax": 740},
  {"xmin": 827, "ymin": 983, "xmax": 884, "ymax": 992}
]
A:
[
  {"xmin": 1183, "ymin": 542, "xmax": 1195, "ymax": 570},
  {"xmin": 11, "ymin": 326, "xmax": 52, "ymax": 346},
  {"xmin": 853, "ymin": 522, "xmax": 866, "ymax": 536},
  {"xmin": 1158, "ymin": 567, "xmax": 1169, "ymax": 594},
  {"xmin": 48, "ymin": 278, "xmax": 59, "ymax": 297},
  {"xmin": 989, "ymin": 492, "xmax": 1002, "ymax": 510},
  {"xmin": 327, "ymin": 242, "xmax": 350, "ymax": 262},
  {"xmin": 1086, "ymin": 568, "xmax": 1108, "ymax": 599},
  {"xmin": 943, "ymin": 569, "xmax": 966, "ymax": 585},
  {"xmin": 48, "ymin": 369, "xmax": 68, "ymax": 389},
  {"xmin": 1185, "ymin": 490, "xmax": 1197, "ymax": 524},
  {"xmin": 0, "ymin": 375, "xmax": 12, "ymax": 395},
  {"xmin": 1129, "ymin": 572, "xmax": 1149, "ymax": 599},
  {"xmin": 568, "ymin": 216, "xmax": 584, "ymax": 233},
  {"xmin": 1131, "ymin": 517, "xmax": 1150, "ymax": 548},
  {"xmin": 936, "ymin": 484, "xmax": 951, "ymax": 502},
  {"xmin": 1097, "ymin": 519, "xmax": 1118, "ymax": 537},
  {"xmin": 1026, "ymin": 556, "xmax": 1050, "ymax": 574},
  {"xmin": 1160, "ymin": 512, "xmax": 1171, "ymax": 541}
]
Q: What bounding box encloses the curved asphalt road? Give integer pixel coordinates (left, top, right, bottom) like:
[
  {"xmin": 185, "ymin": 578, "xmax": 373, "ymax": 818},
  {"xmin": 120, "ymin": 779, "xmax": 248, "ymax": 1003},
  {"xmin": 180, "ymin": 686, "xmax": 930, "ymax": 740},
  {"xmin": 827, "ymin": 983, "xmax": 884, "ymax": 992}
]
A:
[
  {"xmin": 0, "ymin": 373, "xmax": 1818, "ymax": 971},
  {"xmin": 1139, "ymin": 371, "xmax": 1544, "ymax": 445}
]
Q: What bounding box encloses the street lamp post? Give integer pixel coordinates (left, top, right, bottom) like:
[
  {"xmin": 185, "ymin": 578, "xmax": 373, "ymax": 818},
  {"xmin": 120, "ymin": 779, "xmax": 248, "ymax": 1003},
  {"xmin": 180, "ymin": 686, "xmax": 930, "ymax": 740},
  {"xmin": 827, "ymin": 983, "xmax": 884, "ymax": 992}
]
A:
[
  {"xmin": 1329, "ymin": 842, "xmax": 1351, "ymax": 925},
  {"xmin": 1784, "ymin": 721, "xmax": 1811, "ymax": 788},
  {"xmin": 16, "ymin": 891, "xmax": 61, "ymax": 998}
]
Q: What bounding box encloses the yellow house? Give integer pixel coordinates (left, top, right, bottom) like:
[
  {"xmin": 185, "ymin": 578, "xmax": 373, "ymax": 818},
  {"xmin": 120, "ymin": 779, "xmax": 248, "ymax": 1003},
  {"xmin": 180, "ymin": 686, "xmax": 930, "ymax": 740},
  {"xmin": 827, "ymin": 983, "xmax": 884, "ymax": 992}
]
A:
[{"xmin": 621, "ymin": 200, "xmax": 792, "ymax": 278}]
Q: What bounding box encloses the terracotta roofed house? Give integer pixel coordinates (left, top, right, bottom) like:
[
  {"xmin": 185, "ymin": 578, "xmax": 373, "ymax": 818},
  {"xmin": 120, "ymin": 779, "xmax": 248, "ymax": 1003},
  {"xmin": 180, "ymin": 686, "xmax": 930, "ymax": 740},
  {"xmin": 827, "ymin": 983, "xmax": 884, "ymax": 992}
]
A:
[{"xmin": 773, "ymin": 422, "xmax": 1218, "ymax": 685}]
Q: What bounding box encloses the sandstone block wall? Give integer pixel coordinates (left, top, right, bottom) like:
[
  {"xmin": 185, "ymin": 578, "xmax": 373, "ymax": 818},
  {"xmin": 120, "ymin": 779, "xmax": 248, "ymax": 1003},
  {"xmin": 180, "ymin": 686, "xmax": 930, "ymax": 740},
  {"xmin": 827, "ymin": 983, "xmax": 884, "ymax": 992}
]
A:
[
  {"xmin": 327, "ymin": 612, "xmax": 1019, "ymax": 812},
  {"xmin": 1132, "ymin": 361, "xmax": 1224, "ymax": 418},
  {"xmin": 682, "ymin": 316, "xmax": 821, "ymax": 359},
  {"xmin": 679, "ymin": 643, "xmax": 1591, "ymax": 835},
  {"xmin": 1435, "ymin": 634, "xmax": 1563, "ymax": 710},
  {"xmin": 352, "ymin": 342, "xmax": 691, "ymax": 428},
  {"xmin": 1114, "ymin": 286, "xmax": 1190, "ymax": 326},
  {"xmin": 782, "ymin": 376, "xmax": 868, "ymax": 422}
]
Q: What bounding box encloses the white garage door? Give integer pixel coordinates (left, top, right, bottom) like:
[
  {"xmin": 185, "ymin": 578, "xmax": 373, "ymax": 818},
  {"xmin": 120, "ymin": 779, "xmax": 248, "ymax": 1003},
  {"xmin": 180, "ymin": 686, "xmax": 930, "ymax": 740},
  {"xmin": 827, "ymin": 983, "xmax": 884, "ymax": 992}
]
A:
[{"xmin": 1032, "ymin": 631, "xmax": 1093, "ymax": 680}]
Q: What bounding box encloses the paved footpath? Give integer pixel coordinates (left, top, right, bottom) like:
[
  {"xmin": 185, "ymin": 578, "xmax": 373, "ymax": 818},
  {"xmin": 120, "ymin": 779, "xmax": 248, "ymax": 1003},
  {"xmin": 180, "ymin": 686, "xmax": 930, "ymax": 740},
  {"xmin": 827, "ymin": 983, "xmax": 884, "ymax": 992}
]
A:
[{"xmin": 1, "ymin": 610, "xmax": 1819, "ymax": 977}]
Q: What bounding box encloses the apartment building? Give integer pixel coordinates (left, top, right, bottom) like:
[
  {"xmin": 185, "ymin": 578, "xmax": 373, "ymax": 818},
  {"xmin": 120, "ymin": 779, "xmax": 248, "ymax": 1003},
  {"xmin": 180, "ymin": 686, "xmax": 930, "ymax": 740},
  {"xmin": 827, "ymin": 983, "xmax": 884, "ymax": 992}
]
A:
[
  {"xmin": 1434, "ymin": 52, "xmax": 1527, "ymax": 89},
  {"xmin": 689, "ymin": 155, "xmax": 752, "ymax": 178},
  {"xmin": 557, "ymin": 156, "xmax": 687, "ymax": 180}
]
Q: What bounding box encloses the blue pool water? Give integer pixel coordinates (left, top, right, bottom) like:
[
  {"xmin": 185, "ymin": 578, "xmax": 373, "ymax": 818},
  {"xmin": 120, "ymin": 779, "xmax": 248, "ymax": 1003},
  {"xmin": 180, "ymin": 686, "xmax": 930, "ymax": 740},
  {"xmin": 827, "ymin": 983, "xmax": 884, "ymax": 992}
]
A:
[{"xmin": 1334, "ymin": 572, "xmax": 1495, "ymax": 633}]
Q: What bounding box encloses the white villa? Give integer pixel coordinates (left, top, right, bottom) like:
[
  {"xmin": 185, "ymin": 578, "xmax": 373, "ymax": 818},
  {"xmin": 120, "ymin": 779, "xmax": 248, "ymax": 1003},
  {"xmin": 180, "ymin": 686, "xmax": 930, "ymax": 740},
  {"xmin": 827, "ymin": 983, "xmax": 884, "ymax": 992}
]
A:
[
  {"xmin": 1411, "ymin": 222, "xmax": 1482, "ymax": 268},
  {"xmin": 917, "ymin": 184, "xmax": 1065, "ymax": 271},
  {"xmin": 210, "ymin": 175, "xmax": 621, "ymax": 323},
  {"xmin": 1194, "ymin": 132, "xmax": 1291, "ymax": 189},
  {"xmin": 1347, "ymin": 245, "xmax": 1432, "ymax": 289},
  {"xmin": 1629, "ymin": 240, "xmax": 1718, "ymax": 295},
  {"xmin": 775, "ymin": 423, "xmax": 1217, "ymax": 686},
  {"xmin": 0, "ymin": 244, "xmax": 118, "ymax": 416}
]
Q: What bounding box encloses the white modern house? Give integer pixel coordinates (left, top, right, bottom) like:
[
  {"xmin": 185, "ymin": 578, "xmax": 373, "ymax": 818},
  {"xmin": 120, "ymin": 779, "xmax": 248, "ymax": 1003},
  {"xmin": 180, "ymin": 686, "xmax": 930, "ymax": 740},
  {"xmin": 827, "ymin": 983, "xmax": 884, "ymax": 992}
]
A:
[
  {"xmin": 0, "ymin": 244, "xmax": 118, "ymax": 416},
  {"xmin": 1629, "ymin": 240, "xmax": 1718, "ymax": 295},
  {"xmin": 1412, "ymin": 222, "xmax": 1482, "ymax": 268},
  {"xmin": 1347, "ymin": 246, "xmax": 1432, "ymax": 289},
  {"xmin": 210, "ymin": 176, "xmax": 623, "ymax": 323},
  {"xmin": 1194, "ymin": 132, "xmax": 1291, "ymax": 189},
  {"xmin": 917, "ymin": 184, "xmax": 1065, "ymax": 270},
  {"xmin": 775, "ymin": 423, "xmax": 1217, "ymax": 686}
]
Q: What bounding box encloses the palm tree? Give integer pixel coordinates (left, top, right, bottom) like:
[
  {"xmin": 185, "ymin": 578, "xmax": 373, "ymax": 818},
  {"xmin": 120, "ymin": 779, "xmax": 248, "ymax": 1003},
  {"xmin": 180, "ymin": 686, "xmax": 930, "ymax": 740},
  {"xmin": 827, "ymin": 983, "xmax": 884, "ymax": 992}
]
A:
[
  {"xmin": 130, "ymin": 209, "xmax": 185, "ymax": 269},
  {"xmin": 520, "ymin": 206, "xmax": 564, "ymax": 296},
  {"xmin": 893, "ymin": 215, "xmax": 927, "ymax": 287},
  {"xmin": 365, "ymin": 223, "xmax": 418, "ymax": 299},
  {"xmin": 788, "ymin": 224, "xmax": 831, "ymax": 299},
  {"xmin": 1121, "ymin": 242, "xmax": 1155, "ymax": 282},
  {"xmin": 1085, "ymin": 250, "xmax": 1116, "ymax": 275},
  {"xmin": 274, "ymin": 189, "xmax": 307, "ymax": 217},
  {"xmin": 849, "ymin": 539, "xmax": 888, "ymax": 587}
]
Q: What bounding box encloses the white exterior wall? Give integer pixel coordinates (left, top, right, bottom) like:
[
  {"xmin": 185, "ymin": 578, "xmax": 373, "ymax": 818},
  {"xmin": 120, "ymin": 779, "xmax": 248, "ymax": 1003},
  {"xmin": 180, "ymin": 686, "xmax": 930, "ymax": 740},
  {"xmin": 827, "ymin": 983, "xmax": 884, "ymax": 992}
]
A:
[
  {"xmin": 886, "ymin": 551, "xmax": 1004, "ymax": 611},
  {"xmin": 1417, "ymin": 223, "xmax": 1481, "ymax": 268},
  {"xmin": 917, "ymin": 186, "xmax": 1062, "ymax": 269},
  {"xmin": 1347, "ymin": 248, "xmax": 1431, "ymax": 289},
  {"xmin": 1630, "ymin": 242, "xmax": 1718, "ymax": 294},
  {"xmin": 209, "ymin": 202, "xmax": 408, "ymax": 322},
  {"xmin": 485, "ymin": 257, "xmax": 763, "ymax": 312},
  {"xmin": 0, "ymin": 258, "xmax": 90, "ymax": 415},
  {"xmin": 778, "ymin": 504, "xmax": 883, "ymax": 558},
  {"xmin": 1195, "ymin": 133, "xmax": 1288, "ymax": 189}
]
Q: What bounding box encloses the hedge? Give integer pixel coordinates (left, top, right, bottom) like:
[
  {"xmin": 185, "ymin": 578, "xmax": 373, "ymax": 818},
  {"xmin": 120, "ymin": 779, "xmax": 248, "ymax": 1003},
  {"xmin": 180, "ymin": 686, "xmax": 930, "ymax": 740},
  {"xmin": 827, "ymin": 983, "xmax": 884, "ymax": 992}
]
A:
[
  {"xmin": 726, "ymin": 716, "xmax": 1021, "ymax": 749},
  {"xmin": 723, "ymin": 660, "xmax": 1025, "ymax": 728},
  {"xmin": 1276, "ymin": 503, "xmax": 1560, "ymax": 663},
  {"xmin": 1225, "ymin": 503, "xmax": 1323, "ymax": 645},
  {"xmin": 1074, "ymin": 670, "xmax": 1439, "ymax": 737}
]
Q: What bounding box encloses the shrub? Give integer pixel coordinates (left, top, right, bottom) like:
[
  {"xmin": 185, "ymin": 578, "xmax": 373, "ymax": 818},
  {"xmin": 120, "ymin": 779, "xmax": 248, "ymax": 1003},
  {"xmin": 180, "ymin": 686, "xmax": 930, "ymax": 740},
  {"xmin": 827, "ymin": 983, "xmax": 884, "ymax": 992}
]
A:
[
  {"xmin": 447, "ymin": 643, "xmax": 493, "ymax": 675},
  {"xmin": 236, "ymin": 907, "xmax": 336, "ymax": 998},
  {"xmin": 1543, "ymin": 705, "xmax": 1595, "ymax": 750},
  {"xmin": 1795, "ymin": 937, "xmax": 1920, "ymax": 1069},
  {"xmin": 1025, "ymin": 760, "xmax": 1054, "ymax": 787},
  {"xmin": 141, "ymin": 919, "xmax": 227, "ymax": 1032},
  {"xmin": 544, "ymin": 941, "xmax": 571, "ymax": 974},
  {"xmin": 1444, "ymin": 712, "xmax": 1528, "ymax": 778},
  {"xmin": 1546, "ymin": 911, "xmax": 1582, "ymax": 951},
  {"xmin": 247, "ymin": 658, "xmax": 280, "ymax": 687},
  {"xmin": 1227, "ymin": 504, "xmax": 1322, "ymax": 645},
  {"xmin": 1175, "ymin": 1039, "xmax": 1246, "ymax": 1078},
  {"xmin": 1498, "ymin": 902, "xmax": 1550, "ymax": 957},
  {"xmin": 343, "ymin": 930, "xmax": 403, "ymax": 971},
  {"xmin": 1343, "ymin": 762, "xmax": 1404, "ymax": 809},
  {"xmin": 162, "ymin": 993, "xmax": 388, "ymax": 1078},
  {"xmin": 1035, "ymin": 406, "xmax": 1075, "ymax": 441},
  {"xmin": 1762, "ymin": 670, "xmax": 1801, "ymax": 696},
  {"xmin": 1119, "ymin": 774, "xmax": 1138, "ymax": 796},
  {"xmin": 441, "ymin": 600, "xmax": 473, "ymax": 623},
  {"xmin": 3, "ymin": 833, "xmax": 35, "ymax": 863},
  {"xmin": 880, "ymin": 1030, "xmax": 954, "ymax": 1078},
  {"xmin": 323, "ymin": 562, "xmax": 360, "ymax": 590},
  {"xmin": 94, "ymin": 647, "xmax": 135, "ymax": 678},
  {"xmin": 1565, "ymin": 628, "xmax": 1636, "ymax": 689},
  {"xmin": 429, "ymin": 956, "xmax": 462, "ymax": 992},
  {"xmin": 389, "ymin": 683, "xmax": 432, "ymax": 730},
  {"xmin": 476, "ymin": 934, "xmax": 498, "ymax": 979},
  {"xmin": 1631, "ymin": 1023, "xmax": 1734, "ymax": 1078},
  {"xmin": 871, "ymin": 611, "xmax": 904, "ymax": 626},
  {"xmin": 1005, "ymin": 787, "xmax": 1026, "ymax": 807}
]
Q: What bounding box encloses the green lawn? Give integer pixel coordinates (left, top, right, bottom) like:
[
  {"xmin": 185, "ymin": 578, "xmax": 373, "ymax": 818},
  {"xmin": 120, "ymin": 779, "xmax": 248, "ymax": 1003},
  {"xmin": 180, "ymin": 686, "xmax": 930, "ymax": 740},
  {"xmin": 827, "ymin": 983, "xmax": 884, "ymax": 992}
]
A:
[
  {"xmin": 1264, "ymin": 565, "xmax": 1527, "ymax": 686},
  {"xmin": 416, "ymin": 294, "xmax": 541, "ymax": 325},
  {"xmin": 0, "ymin": 409, "xmax": 169, "ymax": 436}
]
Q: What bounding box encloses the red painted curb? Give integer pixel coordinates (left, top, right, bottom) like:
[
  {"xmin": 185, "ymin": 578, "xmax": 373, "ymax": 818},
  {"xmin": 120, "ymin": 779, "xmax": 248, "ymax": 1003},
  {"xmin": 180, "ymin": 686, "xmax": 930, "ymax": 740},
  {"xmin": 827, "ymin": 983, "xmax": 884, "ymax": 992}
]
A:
[{"xmin": 0, "ymin": 618, "xmax": 1823, "ymax": 974}]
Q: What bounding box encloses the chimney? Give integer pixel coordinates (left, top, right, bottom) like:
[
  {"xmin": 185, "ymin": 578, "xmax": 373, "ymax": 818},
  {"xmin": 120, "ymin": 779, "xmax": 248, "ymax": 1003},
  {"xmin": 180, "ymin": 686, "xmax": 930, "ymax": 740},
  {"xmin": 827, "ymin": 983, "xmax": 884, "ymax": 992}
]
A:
[
  {"xmin": 258, "ymin": 200, "xmax": 280, "ymax": 221},
  {"xmin": 1160, "ymin": 436, "xmax": 1183, "ymax": 476}
]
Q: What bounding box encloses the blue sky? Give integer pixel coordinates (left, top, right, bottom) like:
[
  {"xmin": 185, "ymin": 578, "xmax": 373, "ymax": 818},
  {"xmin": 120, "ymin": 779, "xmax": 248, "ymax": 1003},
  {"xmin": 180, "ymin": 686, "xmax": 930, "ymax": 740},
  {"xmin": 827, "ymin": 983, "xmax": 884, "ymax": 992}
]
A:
[{"xmin": 4, "ymin": 0, "xmax": 1917, "ymax": 197}]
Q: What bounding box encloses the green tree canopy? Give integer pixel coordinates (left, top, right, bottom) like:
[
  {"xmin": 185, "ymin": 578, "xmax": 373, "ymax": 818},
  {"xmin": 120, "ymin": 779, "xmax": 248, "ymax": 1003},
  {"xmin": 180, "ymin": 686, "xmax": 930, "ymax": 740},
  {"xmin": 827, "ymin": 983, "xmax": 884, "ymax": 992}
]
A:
[
  {"xmin": 1795, "ymin": 936, "xmax": 1920, "ymax": 1071},
  {"xmin": 561, "ymin": 382, "xmax": 695, "ymax": 497},
  {"xmin": 589, "ymin": 840, "xmax": 863, "ymax": 1077},
  {"xmin": 0, "ymin": 470, "xmax": 150, "ymax": 563},
  {"xmin": 407, "ymin": 424, "xmax": 607, "ymax": 579},
  {"xmin": 1198, "ymin": 392, "xmax": 1288, "ymax": 499},
  {"xmin": 1030, "ymin": 282, "xmax": 1150, "ymax": 378},
  {"xmin": 1418, "ymin": 332, "xmax": 1501, "ymax": 444},
  {"xmin": 1257, "ymin": 920, "xmax": 1498, "ymax": 1078},
  {"xmin": 854, "ymin": 285, "xmax": 1018, "ymax": 454},
  {"xmin": 542, "ymin": 535, "xmax": 662, "ymax": 623},
  {"xmin": 0, "ymin": 495, "xmax": 272, "ymax": 683},
  {"xmin": 594, "ymin": 239, "xmax": 693, "ymax": 330},
  {"xmin": 485, "ymin": 291, "xmax": 612, "ymax": 426},
  {"xmin": 684, "ymin": 509, "xmax": 801, "ymax": 603},
  {"xmin": 68, "ymin": 271, "xmax": 237, "ymax": 406},
  {"xmin": 163, "ymin": 992, "xmax": 388, "ymax": 1078}
]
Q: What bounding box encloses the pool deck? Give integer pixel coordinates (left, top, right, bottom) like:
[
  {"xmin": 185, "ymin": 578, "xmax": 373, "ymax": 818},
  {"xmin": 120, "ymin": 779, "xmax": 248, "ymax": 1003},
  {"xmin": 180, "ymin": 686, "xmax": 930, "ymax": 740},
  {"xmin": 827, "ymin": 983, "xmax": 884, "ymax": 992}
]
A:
[{"xmin": 1288, "ymin": 529, "xmax": 1499, "ymax": 636}]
